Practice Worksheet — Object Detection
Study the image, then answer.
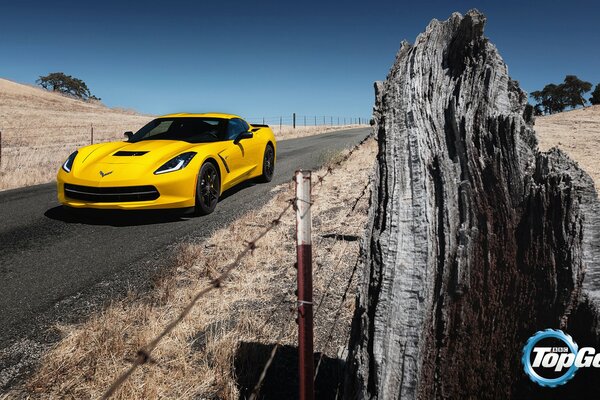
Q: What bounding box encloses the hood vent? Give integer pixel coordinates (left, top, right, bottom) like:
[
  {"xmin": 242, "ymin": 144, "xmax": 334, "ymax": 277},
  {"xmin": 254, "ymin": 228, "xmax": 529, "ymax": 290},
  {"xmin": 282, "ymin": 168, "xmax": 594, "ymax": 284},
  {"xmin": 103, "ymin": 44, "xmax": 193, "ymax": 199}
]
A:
[{"xmin": 113, "ymin": 151, "xmax": 149, "ymax": 156}]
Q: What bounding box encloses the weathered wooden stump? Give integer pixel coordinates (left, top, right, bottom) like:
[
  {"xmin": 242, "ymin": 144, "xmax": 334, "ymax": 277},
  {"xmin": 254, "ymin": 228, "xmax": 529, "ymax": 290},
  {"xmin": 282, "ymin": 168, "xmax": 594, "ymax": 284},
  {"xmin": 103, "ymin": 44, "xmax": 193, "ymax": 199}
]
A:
[{"xmin": 345, "ymin": 9, "xmax": 600, "ymax": 399}]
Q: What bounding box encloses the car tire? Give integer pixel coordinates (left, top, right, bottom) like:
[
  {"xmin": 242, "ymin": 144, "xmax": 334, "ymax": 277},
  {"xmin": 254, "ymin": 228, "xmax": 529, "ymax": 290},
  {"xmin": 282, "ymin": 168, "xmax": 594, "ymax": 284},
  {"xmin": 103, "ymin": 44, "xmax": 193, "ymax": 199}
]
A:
[
  {"xmin": 195, "ymin": 162, "xmax": 220, "ymax": 216},
  {"xmin": 258, "ymin": 144, "xmax": 275, "ymax": 183}
]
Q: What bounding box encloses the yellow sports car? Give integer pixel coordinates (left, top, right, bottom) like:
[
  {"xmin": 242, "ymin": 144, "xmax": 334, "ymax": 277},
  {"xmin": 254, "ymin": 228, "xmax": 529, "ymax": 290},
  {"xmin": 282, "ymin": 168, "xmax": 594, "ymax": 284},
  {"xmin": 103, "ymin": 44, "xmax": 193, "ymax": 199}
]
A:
[{"xmin": 57, "ymin": 113, "xmax": 276, "ymax": 215}]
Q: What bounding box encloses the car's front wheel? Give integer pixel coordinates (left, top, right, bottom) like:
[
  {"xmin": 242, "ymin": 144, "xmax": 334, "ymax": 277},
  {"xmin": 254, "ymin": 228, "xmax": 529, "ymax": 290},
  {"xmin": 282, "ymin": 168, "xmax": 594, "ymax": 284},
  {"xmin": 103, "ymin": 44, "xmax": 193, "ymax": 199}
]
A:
[{"xmin": 195, "ymin": 162, "xmax": 220, "ymax": 216}]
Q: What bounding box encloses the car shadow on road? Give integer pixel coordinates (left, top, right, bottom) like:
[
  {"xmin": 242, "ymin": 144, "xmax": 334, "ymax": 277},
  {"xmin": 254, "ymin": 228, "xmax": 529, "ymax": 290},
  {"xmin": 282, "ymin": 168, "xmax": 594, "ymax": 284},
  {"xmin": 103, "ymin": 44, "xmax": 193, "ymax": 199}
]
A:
[
  {"xmin": 43, "ymin": 178, "xmax": 264, "ymax": 227},
  {"xmin": 234, "ymin": 342, "xmax": 344, "ymax": 400},
  {"xmin": 44, "ymin": 206, "xmax": 190, "ymax": 227}
]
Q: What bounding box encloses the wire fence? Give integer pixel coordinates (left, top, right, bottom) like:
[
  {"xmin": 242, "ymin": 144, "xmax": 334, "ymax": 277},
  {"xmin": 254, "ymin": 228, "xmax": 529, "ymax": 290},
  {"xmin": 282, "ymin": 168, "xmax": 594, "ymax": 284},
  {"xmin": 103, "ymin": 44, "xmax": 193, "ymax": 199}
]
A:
[
  {"xmin": 245, "ymin": 114, "xmax": 371, "ymax": 128},
  {"xmin": 0, "ymin": 115, "xmax": 369, "ymax": 136},
  {"xmin": 0, "ymin": 115, "xmax": 370, "ymax": 131},
  {"xmin": 100, "ymin": 134, "xmax": 372, "ymax": 399},
  {"xmin": 0, "ymin": 114, "xmax": 370, "ymax": 169}
]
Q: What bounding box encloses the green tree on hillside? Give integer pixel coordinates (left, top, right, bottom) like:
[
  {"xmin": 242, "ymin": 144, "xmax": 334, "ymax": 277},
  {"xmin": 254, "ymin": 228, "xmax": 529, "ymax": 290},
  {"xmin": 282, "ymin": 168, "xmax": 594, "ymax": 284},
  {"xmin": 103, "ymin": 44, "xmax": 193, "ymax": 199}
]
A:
[
  {"xmin": 36, "ymin": 72, "xmax": 99, "ymax": 101},
  {"xmin": 562, "ymin": 75, "xmax": 592, "ymax": 108},
  {"xmin": 590, "ymin": 84, "xmax": 600, "ymax": 105},
  {"xmin": 531, "ymin": 84, "xmax": 568, "ymax": 114},
  {"xmin": 530, "ymin": 75, "xmax": 592, "ymax": 114}
]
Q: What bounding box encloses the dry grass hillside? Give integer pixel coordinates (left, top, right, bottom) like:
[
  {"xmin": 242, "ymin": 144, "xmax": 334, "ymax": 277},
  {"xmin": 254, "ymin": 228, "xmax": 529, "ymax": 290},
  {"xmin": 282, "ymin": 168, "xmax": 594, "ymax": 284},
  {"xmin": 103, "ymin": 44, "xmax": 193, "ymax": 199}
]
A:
[
  {"xmin": 0, "ymin": 78, "xmax": 362, "ymax": 191},
  {"xmin": 535, "ymin": 105, "xmax": 600, "ymax": 186},
  {"xmin": 0, "ymin": 78, "xmax": 152, "ymax": 190}
]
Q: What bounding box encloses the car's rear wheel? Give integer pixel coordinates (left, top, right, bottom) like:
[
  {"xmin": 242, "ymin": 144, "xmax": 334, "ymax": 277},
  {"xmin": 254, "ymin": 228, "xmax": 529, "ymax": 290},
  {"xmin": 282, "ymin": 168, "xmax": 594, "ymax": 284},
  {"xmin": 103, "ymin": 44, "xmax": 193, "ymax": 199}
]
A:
[
  {"xmin": 258, "ymin": 144, "xmax": 275, "ymax": 183},
  {"xmin": 195, "ymin": 162, "xmax": 220, "ymax": 216}
]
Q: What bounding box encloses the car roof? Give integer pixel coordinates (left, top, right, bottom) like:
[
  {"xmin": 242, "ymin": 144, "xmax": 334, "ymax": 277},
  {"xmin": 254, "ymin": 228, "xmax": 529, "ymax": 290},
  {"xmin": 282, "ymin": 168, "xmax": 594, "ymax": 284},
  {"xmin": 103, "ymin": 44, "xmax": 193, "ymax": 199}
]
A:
[{"xmin": 158, "ymin": 112, "xmax": 242, "ymax": 119}]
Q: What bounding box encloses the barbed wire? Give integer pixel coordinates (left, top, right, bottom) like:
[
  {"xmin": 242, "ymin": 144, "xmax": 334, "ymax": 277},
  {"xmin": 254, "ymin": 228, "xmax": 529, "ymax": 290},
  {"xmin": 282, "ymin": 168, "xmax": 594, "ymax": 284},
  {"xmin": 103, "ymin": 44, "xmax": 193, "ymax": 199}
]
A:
[
  {"xmin": 310, "ymin": 178, "xmax": 372, "ymax": 380},
  {"xmin": 313, "ymin": 249, "xmax": 363, "ymax": 382},
  {"xmin": 346, "ymin": 180, "xmax": 372, "ymax": 217},
  {"xmin": 247, "ymin": 154, "xmax": 373, "ymax": 398},
  {"xmin": 313, "ymin": 240, "xmax": 350, "ymax": 316},
  {"xmin": 0, "ymin": 123, "xmax": 369, "ymax": 131},
  {"xmin": 311, "ymin": 134, "xmax": 372, "ymax": 196},
  {"xmin": 301, "ymin": 178, "xmax": 371, "ymax": 325},
  {"xmin": 0, "ymin": 116, "xmax": 369, "ymax": 131},
  {"xmin": 101, "ymin": 201, "xmax": 294, "ymax": 399}
]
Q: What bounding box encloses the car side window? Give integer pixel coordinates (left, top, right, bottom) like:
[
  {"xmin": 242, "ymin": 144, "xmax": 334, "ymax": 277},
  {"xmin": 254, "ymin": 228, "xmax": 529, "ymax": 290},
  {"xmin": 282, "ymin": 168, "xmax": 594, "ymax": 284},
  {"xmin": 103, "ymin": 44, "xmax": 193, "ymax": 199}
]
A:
[
  {"xmin": 226, "ymin": 119, "xmax": 247, "ymax": 140},
  {"xmin": 239, "ymin": 119, "xmax": 249, "ymax": 132}
]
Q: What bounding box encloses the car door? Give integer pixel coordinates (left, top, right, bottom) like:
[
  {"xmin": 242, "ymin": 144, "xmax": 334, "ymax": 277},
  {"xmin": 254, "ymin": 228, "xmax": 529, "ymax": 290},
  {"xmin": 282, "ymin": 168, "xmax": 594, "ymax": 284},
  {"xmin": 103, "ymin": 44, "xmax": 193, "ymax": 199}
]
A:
[
  {"xmin": 236, "ymin": 118, "xmax": 262, "ymax": 170},
  {"xmin": 218, "ymin": 118, "xmax": 256, "ymax": 188}
]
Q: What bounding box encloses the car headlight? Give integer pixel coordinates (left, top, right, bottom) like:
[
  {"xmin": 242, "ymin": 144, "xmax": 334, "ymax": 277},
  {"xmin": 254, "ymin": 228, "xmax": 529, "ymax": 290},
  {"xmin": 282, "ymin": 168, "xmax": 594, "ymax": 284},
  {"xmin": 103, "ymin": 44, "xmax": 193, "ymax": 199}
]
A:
[
  {"xmin": 62, "ymin": 151, "xmax": 78, "ymax": 173},
  {"xmin": 154, "ymin": 152, "xmax": 197, "ymax": 175}
]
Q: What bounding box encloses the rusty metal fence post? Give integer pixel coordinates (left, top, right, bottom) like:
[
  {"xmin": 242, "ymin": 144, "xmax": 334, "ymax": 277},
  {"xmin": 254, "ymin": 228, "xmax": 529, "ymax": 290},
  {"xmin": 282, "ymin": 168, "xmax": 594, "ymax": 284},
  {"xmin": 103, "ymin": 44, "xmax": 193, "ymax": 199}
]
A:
[
  {"xmin": 90, "ymin": 123, "xmax": 94, "ymax": 145},
  {"xmin": 295, "ymin": 170, "xmax": 314, "ymax": 400},
  {"xmin": 0, "ymin": 130, "xmax": 2, "ymax": 167}
]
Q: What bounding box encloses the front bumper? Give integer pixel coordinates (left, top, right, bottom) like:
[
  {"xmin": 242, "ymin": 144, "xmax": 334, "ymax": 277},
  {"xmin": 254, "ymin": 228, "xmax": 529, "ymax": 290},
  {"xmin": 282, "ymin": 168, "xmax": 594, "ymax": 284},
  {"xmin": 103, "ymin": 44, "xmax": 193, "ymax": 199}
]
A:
[{"xmin": 57, "ymin": 170, "xmax": 198, "ymax": 210}]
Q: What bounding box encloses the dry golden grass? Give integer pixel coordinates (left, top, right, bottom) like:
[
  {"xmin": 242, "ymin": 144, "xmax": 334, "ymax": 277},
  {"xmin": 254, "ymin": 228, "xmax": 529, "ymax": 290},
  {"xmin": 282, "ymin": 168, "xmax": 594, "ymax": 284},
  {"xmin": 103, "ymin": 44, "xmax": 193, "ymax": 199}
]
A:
[
  {"xmin": 535, "ymin": 105, "xmax": 600, "ymax": 186},
  {"xmin": 23, "ymin": 138, "xmax": 377, "ymax": 399},
  {"xmin": 0, "ymin": 78, "xmax": 152, "ymax": 190},
  {"xmin": 0, "ymin": 78, "xmax": 364, "ymax": 191}
]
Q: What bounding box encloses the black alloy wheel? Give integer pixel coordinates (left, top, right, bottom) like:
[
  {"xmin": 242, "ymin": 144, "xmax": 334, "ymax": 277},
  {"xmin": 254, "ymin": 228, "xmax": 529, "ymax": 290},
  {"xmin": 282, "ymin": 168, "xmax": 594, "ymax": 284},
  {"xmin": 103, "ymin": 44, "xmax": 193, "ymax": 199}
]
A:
[{"xmin": 195, "ymin": 162, "xmax": 220, "ymax": 215}]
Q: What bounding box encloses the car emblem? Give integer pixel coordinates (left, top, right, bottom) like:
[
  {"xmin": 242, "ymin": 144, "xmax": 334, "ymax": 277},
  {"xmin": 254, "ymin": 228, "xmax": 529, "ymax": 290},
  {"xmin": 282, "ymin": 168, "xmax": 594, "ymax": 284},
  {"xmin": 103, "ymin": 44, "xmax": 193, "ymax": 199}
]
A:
[{"xmin": 99, "ymin": 170, "xmax": 113, "ymax": 177}]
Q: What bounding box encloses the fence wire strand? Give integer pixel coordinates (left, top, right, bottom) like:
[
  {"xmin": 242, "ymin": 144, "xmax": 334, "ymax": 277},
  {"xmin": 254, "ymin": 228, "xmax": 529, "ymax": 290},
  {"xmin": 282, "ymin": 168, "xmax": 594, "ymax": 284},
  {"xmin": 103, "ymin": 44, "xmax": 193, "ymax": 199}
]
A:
[
  {"xmin": 312, "ymin": 179, "xmax": 372, "ymax": 381},
  {"xmin": 314, "ymin": 250, "xmax": 363, "ymax": 381},
  {"xmin": 312, "ymin": 177, "xmax": 372, "ymax": 318},
  {"xmin": 313, "ymin": 240, "xmax": 350, "ymax": 317}
]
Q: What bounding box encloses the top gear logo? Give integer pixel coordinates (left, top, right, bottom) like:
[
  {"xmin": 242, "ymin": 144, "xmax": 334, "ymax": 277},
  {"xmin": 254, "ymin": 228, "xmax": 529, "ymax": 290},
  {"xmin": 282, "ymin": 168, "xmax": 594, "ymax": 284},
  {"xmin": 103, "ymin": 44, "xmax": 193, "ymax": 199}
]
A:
[{"xmin": 522, "ymin": 329, "xmax": 600, "ymax": 387}]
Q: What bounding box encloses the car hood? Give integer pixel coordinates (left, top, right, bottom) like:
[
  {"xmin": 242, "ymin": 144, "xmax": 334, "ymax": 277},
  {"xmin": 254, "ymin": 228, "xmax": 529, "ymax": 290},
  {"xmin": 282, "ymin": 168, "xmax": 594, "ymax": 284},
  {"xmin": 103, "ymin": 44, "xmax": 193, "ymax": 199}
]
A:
[
  {"xmin": 78, "ymin": 140, "xmax": 204, "ymax": 166},
  {"xmin": 68, "ymin": 140, "xmax": 210, "ymax": 184}
]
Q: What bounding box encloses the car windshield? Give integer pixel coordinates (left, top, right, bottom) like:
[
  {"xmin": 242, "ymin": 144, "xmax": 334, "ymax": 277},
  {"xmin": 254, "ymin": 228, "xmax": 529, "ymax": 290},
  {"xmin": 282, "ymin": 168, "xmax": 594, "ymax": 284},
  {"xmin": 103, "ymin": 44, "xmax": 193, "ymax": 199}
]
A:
[{"xmin": 129, "ymin": 117, "xmax": 229, "ymax": 143}]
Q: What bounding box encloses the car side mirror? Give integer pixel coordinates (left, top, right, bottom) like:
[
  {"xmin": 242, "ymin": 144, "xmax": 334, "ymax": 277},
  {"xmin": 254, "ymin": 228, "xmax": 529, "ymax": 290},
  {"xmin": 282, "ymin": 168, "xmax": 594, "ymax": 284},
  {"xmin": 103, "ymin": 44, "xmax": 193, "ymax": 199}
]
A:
[
  {"xmin": 124, "ymin": 131, "xmax": 133, "ymax": 141},
  {"xmin": 233, "ymin": 131, "xmax": 253, "ymax": 144}
]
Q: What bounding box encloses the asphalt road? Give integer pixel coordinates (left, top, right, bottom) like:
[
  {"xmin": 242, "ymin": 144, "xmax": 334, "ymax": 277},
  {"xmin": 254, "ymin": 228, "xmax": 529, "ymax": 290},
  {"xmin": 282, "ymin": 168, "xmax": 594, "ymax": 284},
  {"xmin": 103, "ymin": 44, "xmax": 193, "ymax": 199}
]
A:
[{"xmin": 0, "ymin": 127, "xmax": 370, "ymax": 349}]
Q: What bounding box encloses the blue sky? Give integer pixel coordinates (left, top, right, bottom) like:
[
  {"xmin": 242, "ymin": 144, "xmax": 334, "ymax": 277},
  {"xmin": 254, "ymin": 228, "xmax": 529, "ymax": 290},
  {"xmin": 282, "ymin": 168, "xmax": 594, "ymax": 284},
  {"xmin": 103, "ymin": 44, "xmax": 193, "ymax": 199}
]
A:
[{"xmin": 1, "ymin": 0, "xmax": 598, "ymax": 119}]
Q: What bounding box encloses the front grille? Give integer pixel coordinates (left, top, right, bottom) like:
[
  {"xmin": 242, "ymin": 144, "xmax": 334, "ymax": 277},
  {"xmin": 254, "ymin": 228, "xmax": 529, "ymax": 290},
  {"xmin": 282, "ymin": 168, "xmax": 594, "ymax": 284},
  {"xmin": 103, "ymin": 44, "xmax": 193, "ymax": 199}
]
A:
[{"xmin": 64, "ymin": 184, "xmax": 160, "ymax": 202}]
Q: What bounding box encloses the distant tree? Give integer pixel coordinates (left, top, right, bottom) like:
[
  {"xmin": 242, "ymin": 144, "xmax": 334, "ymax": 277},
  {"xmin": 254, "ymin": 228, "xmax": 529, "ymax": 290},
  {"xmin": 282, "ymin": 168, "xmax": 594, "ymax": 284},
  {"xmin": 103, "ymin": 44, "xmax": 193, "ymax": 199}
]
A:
[
  {"xmin": 561, "ymin": 75, "xmax": 592, "ymax": 108},
  {"xmin": 531, "ymin": 84, "xmax": 568, "ymax": 114},
  {"xmin": 590, "ymin": 84, "xmax": 600, "ymax": 105},
  {"xmin": 530, "ymin": 75, "xmax": 593, "ymax": 114},
  {"xmin": 36, "ymin": 72, "xmax": 97, "ymax": 101}
]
